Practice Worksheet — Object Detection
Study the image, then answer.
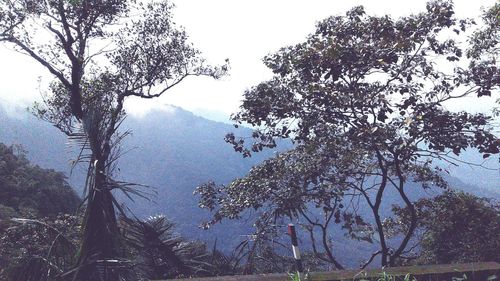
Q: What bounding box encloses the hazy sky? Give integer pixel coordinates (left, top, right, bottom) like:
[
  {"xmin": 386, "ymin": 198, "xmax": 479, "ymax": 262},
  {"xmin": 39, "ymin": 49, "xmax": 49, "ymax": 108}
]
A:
[{"xmin": 0, "ymin": 0, "xmax": 497, "ymax": 121}]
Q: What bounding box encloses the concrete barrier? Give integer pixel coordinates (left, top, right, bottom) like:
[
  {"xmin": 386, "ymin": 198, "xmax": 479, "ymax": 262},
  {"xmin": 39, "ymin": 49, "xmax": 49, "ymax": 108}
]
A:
[{"xmin": 166, "ymin": 262, "xmax": 500, "ymax": 281}]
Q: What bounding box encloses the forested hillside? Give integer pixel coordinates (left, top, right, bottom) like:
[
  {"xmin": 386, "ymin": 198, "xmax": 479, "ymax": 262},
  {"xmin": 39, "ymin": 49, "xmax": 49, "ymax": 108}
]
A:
[
  {"xmin": 0, "ymin": 104, "xmax": 281, "ymax": 247},
  {"xmin": 0, "ymin": 142, "xmax": 80, "ymax": 219}
]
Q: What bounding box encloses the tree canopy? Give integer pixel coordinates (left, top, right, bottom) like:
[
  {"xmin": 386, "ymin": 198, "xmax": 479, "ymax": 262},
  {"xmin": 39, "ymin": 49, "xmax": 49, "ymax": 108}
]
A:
[{"xmin": 198, "ymin": 0, "xmax": 499, "ymax": 269}]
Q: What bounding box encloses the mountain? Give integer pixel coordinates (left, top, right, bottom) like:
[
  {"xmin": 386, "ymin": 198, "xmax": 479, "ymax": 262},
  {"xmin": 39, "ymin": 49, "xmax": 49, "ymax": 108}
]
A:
[
  {"xmin": 0, "ymin": 103, "xmax": 282, "ymax": 248},
  {"xmin": 0, "ymin": 102, "xmax": 498, "ymax": 267},
  {"xmin": 116, "ymin": 107, "xmax": 285, "ymax": 245}
]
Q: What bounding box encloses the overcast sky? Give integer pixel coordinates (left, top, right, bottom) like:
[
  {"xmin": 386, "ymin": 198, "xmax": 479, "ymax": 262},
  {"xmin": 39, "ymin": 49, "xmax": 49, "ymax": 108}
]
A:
[{"xmin": 0, "ymin": 0, "xmax": 497, "ymax": 121}]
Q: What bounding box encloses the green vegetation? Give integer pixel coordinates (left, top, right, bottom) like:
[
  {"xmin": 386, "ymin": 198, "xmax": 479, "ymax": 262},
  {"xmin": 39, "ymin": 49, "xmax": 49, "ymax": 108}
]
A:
[
  {"xmin": 0, "ymin": 143, "xmax": 81, "ymax": 280},
  {"xmin": 392, "ymin": 191, "xmax": 500, "ymax": 264},
  {"xmin": 0, "ymin": 143, "xmax": 80, "ymax": 220},
  {"xmin": 387, "ymin": 273, "xmax": 414, "ymax": 281},
  {"xmin": 0, "ymin": 0, "xmax": 499, "ymax": 280},
  {"xmin": 0, "ymin": 215, "xmax": 80, "ymax": 281},
  {"xmin": 371, "ymin": 272, "xmax": 416, "ymax": 281},
  {"xmin": 288, "ymin": 272, "xmax": 310, "ymax": 281}
]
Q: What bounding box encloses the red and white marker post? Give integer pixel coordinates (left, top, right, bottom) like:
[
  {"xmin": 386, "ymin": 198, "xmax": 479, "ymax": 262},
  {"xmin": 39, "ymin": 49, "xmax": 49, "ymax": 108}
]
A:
[{"xmin": 288, "ymin": 223, "xmax": 304, "ymax": 277}]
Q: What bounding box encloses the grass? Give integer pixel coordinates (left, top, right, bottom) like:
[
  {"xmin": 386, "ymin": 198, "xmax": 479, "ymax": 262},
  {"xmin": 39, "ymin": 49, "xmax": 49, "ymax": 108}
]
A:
[
  {"xmin": 288, "ymin": 272, "xmax": 309, "ymax": 281},
  {"xmin": 355, "ymin": 272, "xmax": 416, "ymax": 281}
]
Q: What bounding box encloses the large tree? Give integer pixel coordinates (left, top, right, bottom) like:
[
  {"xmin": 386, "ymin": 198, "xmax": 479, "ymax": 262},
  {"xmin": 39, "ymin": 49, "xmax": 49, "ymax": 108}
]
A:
[
  {"xmin": 0, "ymin": 1, "xmax": 227, "ymax": 279},
  {"xmin": 197, "ymin": 0, "xmax": 499, "ymax": 269}
]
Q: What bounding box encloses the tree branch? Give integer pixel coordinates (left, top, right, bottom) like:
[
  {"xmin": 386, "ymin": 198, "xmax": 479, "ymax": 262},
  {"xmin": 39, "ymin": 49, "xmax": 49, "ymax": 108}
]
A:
[{"xmin": 8, "ymin": 37, "xmax": 71, "ymax": 89}]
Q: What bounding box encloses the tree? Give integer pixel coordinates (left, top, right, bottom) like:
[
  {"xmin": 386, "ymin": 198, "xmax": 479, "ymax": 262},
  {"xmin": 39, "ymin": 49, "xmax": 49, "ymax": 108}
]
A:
[
  {"xmin": 0, "ymin": 1, "xmax": 227, "ymax": 279},
  {"xmin": 392, "ymin": 191, "xmax": 500, "ymax": 264},
  {"xmin": 197, "ymin": 0, "xmax": 499, "ymax": 269},
  {"xmin": 0, "ymin": 1, "xmax": 23, "ymax": 41}
]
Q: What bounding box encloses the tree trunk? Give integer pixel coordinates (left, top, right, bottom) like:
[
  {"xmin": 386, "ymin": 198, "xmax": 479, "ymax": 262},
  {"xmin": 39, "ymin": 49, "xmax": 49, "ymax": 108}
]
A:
[{"xmin": 74, "ymin": 154, "xmax": 120, "ymax": 281}]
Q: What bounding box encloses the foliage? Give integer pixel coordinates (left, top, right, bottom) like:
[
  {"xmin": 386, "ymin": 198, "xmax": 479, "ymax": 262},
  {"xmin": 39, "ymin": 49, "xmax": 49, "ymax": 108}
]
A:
[
  {"xmin": 0, "ymin": 211, "xmax": 240, "ymax": 280},
  {"xmin": 123, "ymin": 215, "xmax": 210, "ymax": 279},
  {"xmin": 392, "ymin": 191, "xmax": 500, "ymax": 264},
  {"xmin": 198, "ymin": 0, "xmax": 499, "ymax": 269},
  {"xmin": 374, "ymin": 272, "xmax": 416, "ymax": 281},
  {"xmin": 288, "ymin": 271, "xmax": 310, "ymax": 281},
  {"xmin": 0, "ymin": 143, "xmax": 80, "ymax": 219},
  {"xmin": 469, "ymin": 3, "xmax": 500, "ymax": 116},
  {"xmin": 0, "ymin": 143, "xmax": 79, "ymax": 280},
  {"xmin": 0, "ymin": 214, "xmax": 80, "ymax": 281}
]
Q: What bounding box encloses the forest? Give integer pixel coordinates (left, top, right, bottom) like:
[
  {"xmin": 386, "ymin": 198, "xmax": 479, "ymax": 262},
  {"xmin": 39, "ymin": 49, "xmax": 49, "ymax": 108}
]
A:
[{"xmin": 0, "ymin": 0, "xmax": 499, "ymax": 280}]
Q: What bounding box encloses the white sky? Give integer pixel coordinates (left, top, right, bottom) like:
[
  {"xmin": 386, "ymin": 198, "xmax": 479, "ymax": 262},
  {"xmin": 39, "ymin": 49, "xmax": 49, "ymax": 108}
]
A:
[{"xmin": 0, "ymin": 0, "xmax": 497, "ymax": 121}]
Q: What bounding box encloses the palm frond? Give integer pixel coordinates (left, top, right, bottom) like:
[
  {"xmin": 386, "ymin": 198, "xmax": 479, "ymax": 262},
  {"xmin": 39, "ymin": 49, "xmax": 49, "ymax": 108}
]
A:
[{"xmin": 123, "ymin": 215, "xmax": 209, "ymax": 279}]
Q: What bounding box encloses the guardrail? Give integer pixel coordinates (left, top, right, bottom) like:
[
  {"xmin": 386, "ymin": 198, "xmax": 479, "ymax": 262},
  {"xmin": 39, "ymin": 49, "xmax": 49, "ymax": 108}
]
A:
[{"xmin": 166, "ymin": 262, "xmax": 500, "ymax": 281}]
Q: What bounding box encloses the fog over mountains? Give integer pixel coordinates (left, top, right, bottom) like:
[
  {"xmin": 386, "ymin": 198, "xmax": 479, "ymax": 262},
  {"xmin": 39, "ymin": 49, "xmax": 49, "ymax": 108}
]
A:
[
  {"xmin": 0, "ymin": 103, "xmax": 279, "ymax": 244},
  {"xmin": 0, "ymin": 102, "xmax": 498, "ymax": 265}
]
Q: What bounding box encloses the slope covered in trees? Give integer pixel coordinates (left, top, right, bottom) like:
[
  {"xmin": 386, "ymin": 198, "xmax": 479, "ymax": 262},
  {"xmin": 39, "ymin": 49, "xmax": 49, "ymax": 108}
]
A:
[
  {"xmin": 0, "ymin": 143, "xmax": 80, "ymax": 219},
  {"xmin": 0, "ymin": 143, "xmax": 81, "ymax": 279},
  {"xmin": 0, "ymin": 105, "xmax": 282, "ymax": 249}
]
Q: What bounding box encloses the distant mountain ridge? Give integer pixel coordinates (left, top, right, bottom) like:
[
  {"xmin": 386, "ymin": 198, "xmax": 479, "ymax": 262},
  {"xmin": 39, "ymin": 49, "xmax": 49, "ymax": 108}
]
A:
[
  {"xmin": 0, "ymin": 103, "xmax": 279, "ymax": 245},
  {"xmin": 0, "ymin": 102, "xmax": 498, "ymax": 266}
]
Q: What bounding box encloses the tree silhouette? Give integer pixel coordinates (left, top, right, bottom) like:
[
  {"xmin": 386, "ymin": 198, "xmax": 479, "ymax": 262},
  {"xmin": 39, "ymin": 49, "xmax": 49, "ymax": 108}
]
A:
[
  {"xmin": 1, "ymin": 1, "xmax": 227, "ymax": 279},
  {"xmin": 198, "ymin": 0, "xmax": 499, "ymax": 268}
]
